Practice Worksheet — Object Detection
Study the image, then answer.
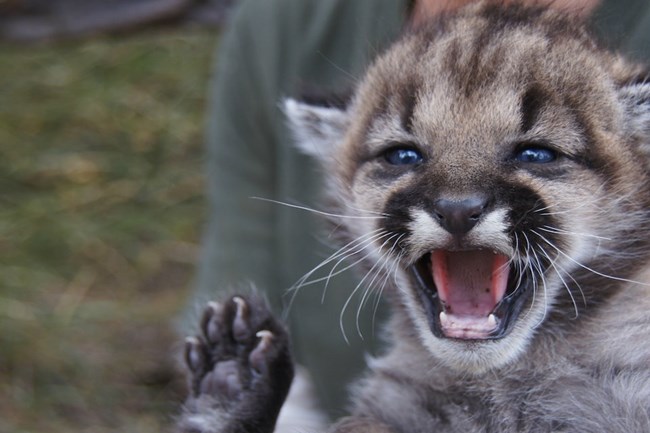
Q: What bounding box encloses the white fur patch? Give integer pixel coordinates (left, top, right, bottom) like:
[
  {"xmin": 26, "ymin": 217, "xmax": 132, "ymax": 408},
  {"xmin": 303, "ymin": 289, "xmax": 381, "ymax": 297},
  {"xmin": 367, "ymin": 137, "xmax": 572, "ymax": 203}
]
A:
[
  {"xmin": 275, "ymin": 366, "xmax": 328, "ymax": 433},
  {"xmin": 283, "ymin": 98, "xmax": 348, "ymax": 164},
  {"xmin": 407, "ymin": 209, "xmax": 449, "ymax": 254},
  {"xmin": 467, "ymin": 208, "xmax": 513, "ymax": 256},
  {"xmin": 407, "ymin": 207, "xmax": 512, "ymax": 256}
]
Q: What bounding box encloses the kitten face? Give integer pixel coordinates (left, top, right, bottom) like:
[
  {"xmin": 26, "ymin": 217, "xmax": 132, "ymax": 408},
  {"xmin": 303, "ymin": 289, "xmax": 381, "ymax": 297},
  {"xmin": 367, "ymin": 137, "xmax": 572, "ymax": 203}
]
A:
[{"xmin": 287, "ymin": 4, "xmax": 650, "ymax": 372}]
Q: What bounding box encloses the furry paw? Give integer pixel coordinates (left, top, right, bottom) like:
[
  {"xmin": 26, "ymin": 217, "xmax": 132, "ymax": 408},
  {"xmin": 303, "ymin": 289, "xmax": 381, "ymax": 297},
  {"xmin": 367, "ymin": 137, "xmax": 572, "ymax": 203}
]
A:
[{"xmin": 179, "ymin": 295, "xmax": 294, "ymax": 433}]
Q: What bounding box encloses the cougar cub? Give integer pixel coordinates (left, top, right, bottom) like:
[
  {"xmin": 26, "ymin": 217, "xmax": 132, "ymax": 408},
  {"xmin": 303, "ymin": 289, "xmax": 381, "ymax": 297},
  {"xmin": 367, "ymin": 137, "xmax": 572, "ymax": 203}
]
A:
[{"xmin": 180, "ymin": 3, "xmax": 650, "ymax": 432}]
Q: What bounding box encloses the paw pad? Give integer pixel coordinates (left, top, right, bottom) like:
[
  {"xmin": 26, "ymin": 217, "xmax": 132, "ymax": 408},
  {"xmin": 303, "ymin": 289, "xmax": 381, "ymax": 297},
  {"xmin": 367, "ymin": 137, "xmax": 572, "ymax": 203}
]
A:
[{"xmin": 183, "ymin": 295, "xmax": 294, "ymax": 419}]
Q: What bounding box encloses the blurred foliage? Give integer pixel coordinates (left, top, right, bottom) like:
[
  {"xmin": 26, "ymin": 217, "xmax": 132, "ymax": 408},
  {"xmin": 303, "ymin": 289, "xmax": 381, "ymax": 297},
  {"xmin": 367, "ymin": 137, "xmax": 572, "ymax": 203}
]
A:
[{"xmin": 0, "ymin": 28, "xmax": 217, "ymax": 432}]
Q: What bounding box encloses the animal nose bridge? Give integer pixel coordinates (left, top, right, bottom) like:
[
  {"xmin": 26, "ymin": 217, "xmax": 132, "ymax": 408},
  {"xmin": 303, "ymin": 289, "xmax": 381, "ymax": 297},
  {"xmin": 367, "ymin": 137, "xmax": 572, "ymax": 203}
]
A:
[{"xmin": 431, "ymin": 196, "xmax": 489, "ymax": 235}]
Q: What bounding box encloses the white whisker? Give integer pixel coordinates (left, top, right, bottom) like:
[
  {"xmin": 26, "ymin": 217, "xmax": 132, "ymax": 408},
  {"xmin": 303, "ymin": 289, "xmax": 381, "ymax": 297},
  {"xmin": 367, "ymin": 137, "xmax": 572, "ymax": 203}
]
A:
[
  {"xmin": 356, "ymin": 234, "xmax": 405, "ymax": 338},
  {"xmin": 531, "ymin": 229, "xmax": 650, "ymax": 287},
  {"xmin": 372, "ymin": 248, "xmax": 404, "ymax": 335},
  {"xmin": 250, "ymin": 197, "xmax": 387, "ymax": 220},
  {"xmin": 282, "ymin": 229, "xmax": 388, "ymax": 319},
  {"xmin": 538, "ymin": 244, "xmax": 579, "ymax": 319},
  {"xmin": 294, "ymin": 231, "xmax": 393, "ymax": 293},
  {"xmin": 538, "ymin": 225, "xmax": 612, "ymax": 241},
  {"xmin": 339, "ymin": 233, "xmax": 401, "ymax": 343},
  {"xmin": 521, "ymin": 232, "xmax": 549, "ymax": 328}
]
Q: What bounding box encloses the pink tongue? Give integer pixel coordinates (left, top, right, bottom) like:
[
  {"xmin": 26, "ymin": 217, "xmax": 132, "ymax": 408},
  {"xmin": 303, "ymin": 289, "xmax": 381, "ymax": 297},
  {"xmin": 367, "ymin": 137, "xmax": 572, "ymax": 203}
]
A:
[{"xmin": 431, "ymin": 250, "xmax": 508, "ymax": 317}]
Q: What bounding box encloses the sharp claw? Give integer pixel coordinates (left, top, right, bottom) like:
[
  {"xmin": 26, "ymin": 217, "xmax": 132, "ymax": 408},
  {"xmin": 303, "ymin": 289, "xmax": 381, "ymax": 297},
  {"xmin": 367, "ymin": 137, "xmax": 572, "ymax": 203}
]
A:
[
  {"xmin": 184, "ymin": 336, "xmax": 204, "ymax": 372},
  {"xmin": 207, "ymin": 302, "xmax": 223, "ymax": 342},
  {"xmin": 208, "ymin": 301, "xmax": 222, "ymax": 313},
  {"xmin": 232, "ymin": 296, "xmax": 250, "ymax": 340},
  {"xmin": 256, "ymin": 330, "xmax": 274, "ymax": 342},
  {"xmin": 232, "ymin": 296, "xmax": 247, "ymax": 315},
  {"xmin": 201, "ymin": 301, "xmax": 224, "ymax": 343},
  {"xmin": 249, "ymin": 330, "xmax": 275, "ymax": 374}
]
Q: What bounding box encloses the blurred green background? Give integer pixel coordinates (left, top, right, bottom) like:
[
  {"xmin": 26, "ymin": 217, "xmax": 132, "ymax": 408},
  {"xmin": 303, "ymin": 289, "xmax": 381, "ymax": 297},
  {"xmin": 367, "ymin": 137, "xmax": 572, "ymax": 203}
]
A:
[{"xmin": 0, "ymin": 27, "xmax": 217, "ymax": 432}]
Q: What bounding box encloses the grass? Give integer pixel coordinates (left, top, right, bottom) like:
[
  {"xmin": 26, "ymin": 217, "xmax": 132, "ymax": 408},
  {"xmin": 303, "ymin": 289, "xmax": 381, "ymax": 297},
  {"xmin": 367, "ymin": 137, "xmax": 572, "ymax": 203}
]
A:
[{"xmin": 0, "ymin": 27, "xmax": 217, "ymax": 432}]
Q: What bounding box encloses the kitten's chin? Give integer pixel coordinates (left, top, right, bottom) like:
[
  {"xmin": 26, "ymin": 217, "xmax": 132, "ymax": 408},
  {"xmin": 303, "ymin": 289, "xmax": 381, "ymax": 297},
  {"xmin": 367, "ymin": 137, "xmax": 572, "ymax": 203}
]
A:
[{"xmin": 418, "ymin": 318, "xmax": 536, "ymax": 373}]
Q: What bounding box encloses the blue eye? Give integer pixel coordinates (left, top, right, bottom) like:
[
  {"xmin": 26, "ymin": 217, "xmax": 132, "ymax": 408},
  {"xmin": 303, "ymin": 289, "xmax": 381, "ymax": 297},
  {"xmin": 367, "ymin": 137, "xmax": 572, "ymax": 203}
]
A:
[
  {"xmin": 515, "ymin": 147, "xmax": 557, "ymax": 163},
  {"xmin": 384, "ymin": 148, "xmax": 424, "ymax": 165}
]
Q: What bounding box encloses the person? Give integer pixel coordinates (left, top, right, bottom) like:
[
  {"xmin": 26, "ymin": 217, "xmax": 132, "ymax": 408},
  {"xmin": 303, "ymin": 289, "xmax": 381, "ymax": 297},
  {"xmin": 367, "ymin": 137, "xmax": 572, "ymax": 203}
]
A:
[{"xmin": 187, "ymin": 0, "xmax": 650, "ymax": 418}]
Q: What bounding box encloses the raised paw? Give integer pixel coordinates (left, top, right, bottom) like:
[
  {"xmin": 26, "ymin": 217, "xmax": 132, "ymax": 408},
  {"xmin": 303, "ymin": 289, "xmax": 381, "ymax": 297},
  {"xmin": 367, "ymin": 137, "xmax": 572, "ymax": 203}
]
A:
[{"xmin": 180, "ymin": 295, "xmax": 294, "ymax": 433}]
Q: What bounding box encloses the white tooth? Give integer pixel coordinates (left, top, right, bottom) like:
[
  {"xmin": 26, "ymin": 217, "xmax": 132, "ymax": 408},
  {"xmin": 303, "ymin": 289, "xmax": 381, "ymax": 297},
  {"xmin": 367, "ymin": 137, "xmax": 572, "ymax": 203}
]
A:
[
  {"xmin": 440, "ymin": 311, "xmax": 448, "ymax": 324},
  {"xmin": 488, "ymin": 314, "xmax": 497, "ymax": 328}
]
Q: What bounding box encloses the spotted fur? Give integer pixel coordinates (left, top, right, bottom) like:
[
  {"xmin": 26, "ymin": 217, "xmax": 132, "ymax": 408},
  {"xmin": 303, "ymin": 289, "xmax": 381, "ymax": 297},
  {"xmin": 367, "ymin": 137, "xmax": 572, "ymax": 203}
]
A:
[
  {"xmin": 179, "ymin": 2, "xmax": 650, "ymax": 432},
  {"xmin": 286, "ymin": 2, "xmax": 650, "ymax": 432}
]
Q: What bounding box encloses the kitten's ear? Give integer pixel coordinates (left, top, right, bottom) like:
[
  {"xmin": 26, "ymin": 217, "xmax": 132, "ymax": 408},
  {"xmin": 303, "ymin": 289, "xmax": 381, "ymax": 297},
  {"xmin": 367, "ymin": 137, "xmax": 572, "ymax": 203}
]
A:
[
  {"xmin": 619, "ymin": 79, "xmax": 650, "ymax": 156},
  {"xmin": 283, "ymin": 98, "xmax": 349, "ymax": 164}
]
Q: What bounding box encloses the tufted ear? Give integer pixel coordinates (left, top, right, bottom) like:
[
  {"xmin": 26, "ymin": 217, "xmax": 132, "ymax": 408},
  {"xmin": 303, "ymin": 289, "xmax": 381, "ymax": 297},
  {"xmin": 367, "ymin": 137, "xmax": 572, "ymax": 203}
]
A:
[
  {"xmin": 619, "ymin": 80, "xmax": 650, "ymax": 157},
  {"xmin": 283, "ymin": 98, "xmax": 349, "ymax": 165}
]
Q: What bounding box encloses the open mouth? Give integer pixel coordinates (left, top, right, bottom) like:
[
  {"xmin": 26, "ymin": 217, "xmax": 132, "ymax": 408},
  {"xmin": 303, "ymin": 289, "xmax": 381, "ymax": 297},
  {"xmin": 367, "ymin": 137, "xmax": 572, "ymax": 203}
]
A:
[{"xmin": 410, "ymin": 250, "xmax": 531, "ymax": 341}]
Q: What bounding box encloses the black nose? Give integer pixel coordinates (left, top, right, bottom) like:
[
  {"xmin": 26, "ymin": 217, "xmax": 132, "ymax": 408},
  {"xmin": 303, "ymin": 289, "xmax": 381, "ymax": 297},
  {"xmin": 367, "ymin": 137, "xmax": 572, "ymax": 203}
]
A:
[{"xmin": 432, "ymin": 196, "xmax": 489, "ymax": 235}]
